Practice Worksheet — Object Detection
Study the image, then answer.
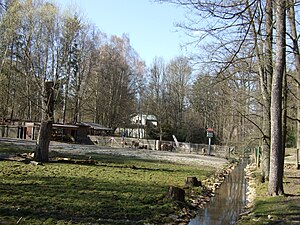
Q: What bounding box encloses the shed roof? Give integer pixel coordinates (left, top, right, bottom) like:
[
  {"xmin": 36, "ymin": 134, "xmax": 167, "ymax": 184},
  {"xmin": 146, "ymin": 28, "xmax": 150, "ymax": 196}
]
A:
[
  {"xmin": 26, "ymin": 122, "xmax": 79, "ymax": 129},
  {"xmin": 78, "ymin": 122, "xmax": 113, "ymax": 131}
]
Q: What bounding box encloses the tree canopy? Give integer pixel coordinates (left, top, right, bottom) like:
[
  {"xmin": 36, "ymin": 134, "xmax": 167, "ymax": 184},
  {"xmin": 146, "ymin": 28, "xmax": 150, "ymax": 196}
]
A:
[{"xmin": 1, "ymin": 0, "xmax": 300, "ymax": 189}]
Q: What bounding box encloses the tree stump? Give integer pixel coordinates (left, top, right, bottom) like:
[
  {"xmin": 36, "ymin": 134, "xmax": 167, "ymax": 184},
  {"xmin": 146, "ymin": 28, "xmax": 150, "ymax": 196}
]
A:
[
  {"xmin": 168, "ymin": 186, "xmax": 185, "ymax": 202},
  {"xmin": 185, "ymin": 177, "xmax": 202, "ymax": 187}
]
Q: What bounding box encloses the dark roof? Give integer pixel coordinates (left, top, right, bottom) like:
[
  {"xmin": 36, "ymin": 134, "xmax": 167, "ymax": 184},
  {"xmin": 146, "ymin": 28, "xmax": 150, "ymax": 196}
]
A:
[
  {"xmin": 27, "ymin": 122, "xmax": 113, "ymax": 131},
  {"xmin": 78, "ymin": 122, "xmax": 113, "ymax": 131},
  {"xmin": 53, "ymin": 124, "xmax": 78, "ymax": 129},
  {"xmin": 28, "ymin": 122, "xmax": 79, "ymax": 129}
]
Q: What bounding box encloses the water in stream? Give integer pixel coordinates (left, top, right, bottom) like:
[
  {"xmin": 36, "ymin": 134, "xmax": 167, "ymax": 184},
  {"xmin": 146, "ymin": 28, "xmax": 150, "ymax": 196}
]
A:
[{"xmin": 188, "ymin": 159, "xmax": 248, "ymax": 225}]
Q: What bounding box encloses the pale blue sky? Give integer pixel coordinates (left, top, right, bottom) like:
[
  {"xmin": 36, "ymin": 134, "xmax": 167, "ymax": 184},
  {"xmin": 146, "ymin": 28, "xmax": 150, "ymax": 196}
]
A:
[{"xmin": 58, "ymin": 0, "xmax": 189, "ymax": 66}]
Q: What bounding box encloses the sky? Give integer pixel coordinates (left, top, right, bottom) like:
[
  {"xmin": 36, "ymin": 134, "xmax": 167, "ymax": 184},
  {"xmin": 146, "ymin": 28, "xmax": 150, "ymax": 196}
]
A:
[{"xmin": 58, "ymin": 0, "xmax": 190, "ymax": 66}]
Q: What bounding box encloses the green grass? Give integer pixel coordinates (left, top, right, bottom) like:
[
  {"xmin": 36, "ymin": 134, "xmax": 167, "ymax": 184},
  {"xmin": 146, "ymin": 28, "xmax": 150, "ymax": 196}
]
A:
[
  {"xmin": 0, "ymin": 144, "xmax": 215, "ymax": 225},
  {"xmin": 0, "ymin": 142, "xmax": 34, "ymax": 154},
  {"xmin": 238, "ymin": 170, "xmax": 300, "ymax": 225}
]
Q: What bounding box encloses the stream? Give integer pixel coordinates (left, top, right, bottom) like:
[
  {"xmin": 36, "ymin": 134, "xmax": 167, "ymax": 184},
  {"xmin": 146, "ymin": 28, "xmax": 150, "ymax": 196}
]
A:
[{"xmin": 188, "ymin": 159, "xmax": 248, "ymax": 225}]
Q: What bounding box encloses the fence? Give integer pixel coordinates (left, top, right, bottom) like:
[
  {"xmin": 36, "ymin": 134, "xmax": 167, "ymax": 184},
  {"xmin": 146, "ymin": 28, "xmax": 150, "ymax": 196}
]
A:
[
  {"xmin": 1, "ymin": 125, "xmax": 21, "ymax": 139},
  {"xmin": 0, "ymin": 125, "xmax": 39, "ymax": 140},
  {"xmin": 251, "ymin": 147, "xmax": 300, "ymax": 169},
  {"xmin": 88, "ymin": 135, "xmax": 235, "ymax": 158},
  {"xmin": 0, "ymin": 124, "xmax": 236, "ymax": 159}
]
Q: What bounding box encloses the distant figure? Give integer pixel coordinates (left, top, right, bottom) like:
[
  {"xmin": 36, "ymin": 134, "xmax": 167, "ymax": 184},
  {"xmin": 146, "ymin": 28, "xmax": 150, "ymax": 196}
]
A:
[
  {"xmin": 121, "ymin": 137, "xmax": 125, "ymax": 147},
  {"xmin": 161, "ymin": 143, "xmax": 173, "ymax": 151},
  {"xmin": 132, "ymin": 140, "xmax": 139, "ymax": 149},
  {"xmin": 121, "ymin": 132, "xmax": 126, "ymax": 147}
]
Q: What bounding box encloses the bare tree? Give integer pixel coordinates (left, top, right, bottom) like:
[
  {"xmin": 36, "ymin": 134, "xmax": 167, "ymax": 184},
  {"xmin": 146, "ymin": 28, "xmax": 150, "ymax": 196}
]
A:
[
  {"xmin": 0, "ymin": 0, "xmax": 63, "ymax": 161},
  {"xmin": 268, "ymin": 0, "xmax": 286, "ymax": 196},
  {"xmin": 158, "ymin": 0, "xmax": 275, "ymax": 182},
  {"xmin": 0, "ymin": 0, "xmax": 23, "ymax": 121},
  {"xmin": 165, "ymin": 56, "xmax": 192, "ymax": 138},
  {"xmin": 35, "ymin": 81, "xmax": 54, "ymax": 162},
  {"xmin": 146, "ymin": 57, "xmax": 167, "ymax": 140},
  {"xmin": 261, "ymin": 0, "xmax": 273, "ymax": 182},
  {"xmin": 287, "ymin": 0, "xmax": 300, "ymax": 151},
  {"xmin": 59, "ymin": 13, "xmax": 82, "ymax": 124},
  {"xmin": 246, "ymin": 0, "xmax": 273, "ymax": 181},
  {"xmin": 88, "ymin": 34, "xmax": 140, "ymax": 128}
]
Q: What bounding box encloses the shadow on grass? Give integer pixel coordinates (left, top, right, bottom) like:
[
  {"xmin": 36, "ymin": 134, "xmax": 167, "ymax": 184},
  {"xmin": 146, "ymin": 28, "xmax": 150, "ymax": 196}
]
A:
[
  {"xmin": 285, "ymin": 193, "xmax": 300, "ymax": 197},
  {"xmin": 254, "ymin": 197, "xmax": 300, "ymax": 222},
  {"xmin": 286, "ymin": 176, "xmax": 300, "ymax": 179},
  {"xmin": 0, "ymin": 142, "xmax": 34, "ymax": 154},
  {"xmin": 0, "ymin": 140, "xmax": 214, "ymax": 224},
  {"xmin": 1, "ymin": 175, "xmax": 173, "ymax": 224},
  {"xmin": 51, "ymin": 151, "xmax": 180, "ymax": 173},
  {"xmin": 0, "ymin": 160, "xmax": 181, "ymax": 225}
]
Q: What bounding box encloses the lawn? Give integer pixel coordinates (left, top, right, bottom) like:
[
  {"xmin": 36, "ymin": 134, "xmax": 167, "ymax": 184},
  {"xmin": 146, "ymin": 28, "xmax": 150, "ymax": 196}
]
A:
[
  {"xmin": 0, "ymin": 142, "xmax": 216, "ymax": 225},
  {"xmin": 237, "ymin": 164, "xmax": 300, "ymax": 225}
]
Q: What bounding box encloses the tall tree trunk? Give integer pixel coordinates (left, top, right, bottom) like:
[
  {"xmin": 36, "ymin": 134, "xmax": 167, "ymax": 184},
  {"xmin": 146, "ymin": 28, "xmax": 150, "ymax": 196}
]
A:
[
  {"xmin": 26, "ymin": 77, "xmax": 32, "ymax": 120},
  {"xmin": 62, "ymin": 71, "xmax": 70, "ymax": 124},
  {"xmin": 287, "ymin": 0, "xmax": 300, "ymax": 150},
  {"xmin": 282, "ymin": 69, "xmax": 287, "ymax": 156},
  {"xmin": 261, "ymin": 0, "xmax": 273, "ymax": 182},
  {"xmin": 35, "ymin": 81, "xmax": 54, "ymax": 162},
  {"xmin": 246, "ymin": 0, "xmax": 272, "ymax": 181},
  {"xmin": 73, "ymin": 69, "xmax": 80, "ymax": 124},
  {"xmin": 268, "ymin": 0, "xmax": 286, "ymax": 196}
]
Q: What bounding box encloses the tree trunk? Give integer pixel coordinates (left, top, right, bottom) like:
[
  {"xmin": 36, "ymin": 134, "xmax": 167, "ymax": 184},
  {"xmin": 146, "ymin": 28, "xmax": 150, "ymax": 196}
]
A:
[
  {"xmin": 73, "ymin": 71, "xmax": 81, "ymax": 124},
  {"xmin": 35, "ymin": 120, "xmax": 52, "ymax": 162},
  {"xmin": 268, "ymin": 0, "xmax": 286, "ymax": 196},
  {"xmin": 261, "ymin": 0, "xmax": 273, "ymax": 182},
  {"xmin": 282, "ymin": 69, "xmax": 287, "ymax": 158},
  {"xmin": 246, "ymin": 0, "xmax": 272, "ymax": 181},
  {"xmin": 62, "ymin": 73, "xmax": 69, "ymax": 124},
  {"xmin": 287, "ymin": 0, "xmax": 300, "ymax": 150},
  {"xmin": 35, "ymin": 81, "xmax": 54, "ymax": 162}
]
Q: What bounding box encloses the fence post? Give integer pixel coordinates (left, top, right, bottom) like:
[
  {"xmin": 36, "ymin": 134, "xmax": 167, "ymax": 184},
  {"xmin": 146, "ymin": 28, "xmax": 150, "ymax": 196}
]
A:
[
  {"xmin": 227, "ymin": 147, "xmax": 230, "ymax": 159},
  {"xmin": 296, "ymin": 149, "xmax": 299, "ymax": 170},
  {"xmin": 0, "ymin": 126, "xmax": 2, "ymax": 137},
  {"xmin": 256, "ymin": 147, "xmax": 260, "ymax": 168}
]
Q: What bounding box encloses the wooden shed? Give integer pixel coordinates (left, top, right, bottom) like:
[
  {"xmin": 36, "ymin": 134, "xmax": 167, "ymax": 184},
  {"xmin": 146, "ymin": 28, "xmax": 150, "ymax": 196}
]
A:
[{"xmin": 78, "ymin": 122, "xmax": 114, "ymax": 136}]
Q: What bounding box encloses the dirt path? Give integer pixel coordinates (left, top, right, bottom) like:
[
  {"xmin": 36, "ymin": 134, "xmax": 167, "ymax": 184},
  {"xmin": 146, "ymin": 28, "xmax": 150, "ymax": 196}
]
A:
[{"xmin": 0, "ymin": 137, "xmax": 228, "ymax": 168}]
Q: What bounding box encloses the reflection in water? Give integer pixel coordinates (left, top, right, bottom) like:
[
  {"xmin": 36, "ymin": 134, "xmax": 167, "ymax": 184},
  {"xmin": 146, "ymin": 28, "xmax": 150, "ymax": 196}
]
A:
[{"xmin": 189, "ymin": 160, "xmax": 248, "ymax": 225}]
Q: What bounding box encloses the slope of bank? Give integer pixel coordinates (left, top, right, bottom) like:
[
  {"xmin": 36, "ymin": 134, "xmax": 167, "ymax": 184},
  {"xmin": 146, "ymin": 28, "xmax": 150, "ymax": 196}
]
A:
[{"xmin": 238, "ymin": 163, "xmax": 300, "ymax": 225}]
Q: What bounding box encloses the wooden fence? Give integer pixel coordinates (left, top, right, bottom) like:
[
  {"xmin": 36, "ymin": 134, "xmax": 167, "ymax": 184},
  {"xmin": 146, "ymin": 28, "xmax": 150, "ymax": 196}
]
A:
[{"xmin": 88, "ymin": 135, "xmax": 235, "ymax": 158}]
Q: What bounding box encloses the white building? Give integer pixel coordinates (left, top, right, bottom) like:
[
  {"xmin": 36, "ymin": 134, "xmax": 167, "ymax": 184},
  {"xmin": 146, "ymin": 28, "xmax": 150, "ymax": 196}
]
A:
[
  {"xmin": 130, "ymin": 114, "xmax": 157, "ymax": 126},
  {"xmin": 117, "ymin": 114, "xmax": 157, "ymax": 139}
]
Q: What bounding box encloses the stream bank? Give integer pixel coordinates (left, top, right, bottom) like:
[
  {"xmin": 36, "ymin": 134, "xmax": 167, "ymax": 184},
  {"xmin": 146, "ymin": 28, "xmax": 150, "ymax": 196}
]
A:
[
  {"xmin": 170, "ymin": 160, "xmax": 240, "ymax": 224},
  {"xmin": 237, "ymin": 163, "xmax": 300, "ymax": 224},
  {"xmin": 176, "ymin": 160, "xmax": 248, "ymax": 225}
]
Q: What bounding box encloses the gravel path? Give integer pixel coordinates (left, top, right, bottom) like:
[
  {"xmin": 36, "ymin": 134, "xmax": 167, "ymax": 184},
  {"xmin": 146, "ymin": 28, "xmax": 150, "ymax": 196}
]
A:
[{"xmin": 0, "ymin": 137, "xmax": 228, "ymax": 168}]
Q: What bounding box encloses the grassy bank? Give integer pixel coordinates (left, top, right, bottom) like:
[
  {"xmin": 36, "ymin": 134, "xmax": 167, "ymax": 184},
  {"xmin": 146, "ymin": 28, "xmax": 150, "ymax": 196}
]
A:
[
  {"xmin": 0, "ymin": 142, "xmax": 216, "ymax": 225},
  {"xmin": 238, "ymin": 165, "xmax": 300, "ymax": 225}
]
